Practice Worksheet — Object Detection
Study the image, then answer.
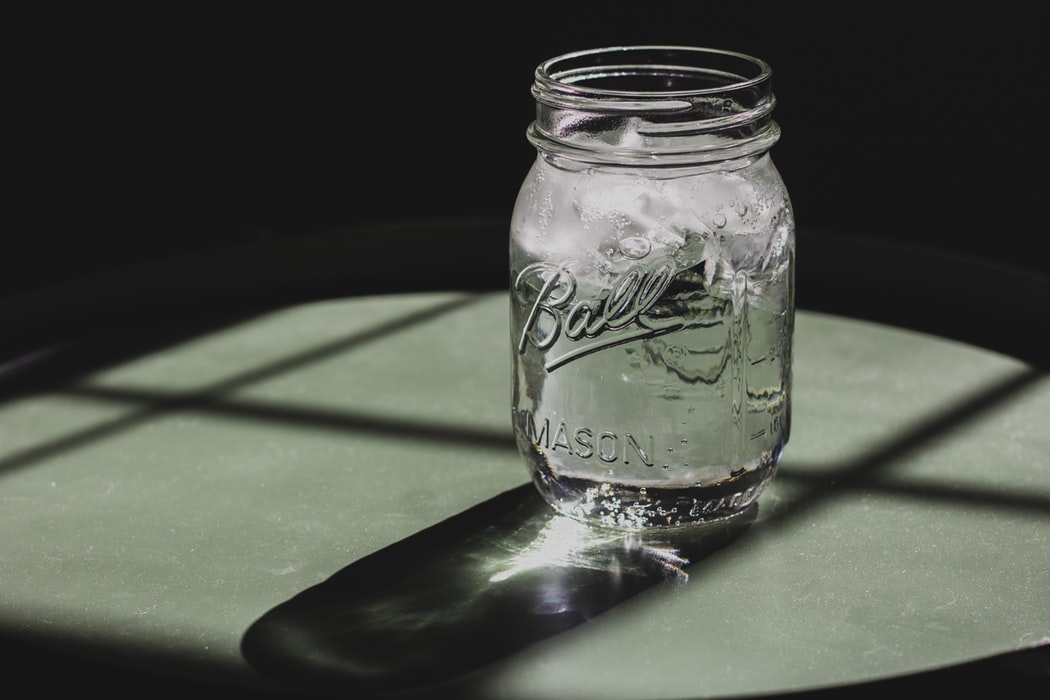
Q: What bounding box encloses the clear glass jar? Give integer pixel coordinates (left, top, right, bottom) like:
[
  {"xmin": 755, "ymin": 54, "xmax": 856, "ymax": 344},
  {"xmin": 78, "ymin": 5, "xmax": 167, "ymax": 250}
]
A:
[{"xmin": 509, "ymin": 46, "xmax": 794, "ymax": 531}]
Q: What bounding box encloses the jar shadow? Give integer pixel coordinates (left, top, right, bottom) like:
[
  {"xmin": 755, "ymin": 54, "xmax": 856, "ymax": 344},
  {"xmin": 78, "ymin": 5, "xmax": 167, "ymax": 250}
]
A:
[{"xmin": 240, "ymin": 483, "xmax": 756, "ymax": 696}]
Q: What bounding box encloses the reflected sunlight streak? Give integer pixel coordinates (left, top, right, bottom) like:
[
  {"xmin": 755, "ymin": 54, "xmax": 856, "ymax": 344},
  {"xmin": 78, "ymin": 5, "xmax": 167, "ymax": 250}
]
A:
[{"xmin": 488, "ymin": 514, "xmax": 692, "ymax": 584}]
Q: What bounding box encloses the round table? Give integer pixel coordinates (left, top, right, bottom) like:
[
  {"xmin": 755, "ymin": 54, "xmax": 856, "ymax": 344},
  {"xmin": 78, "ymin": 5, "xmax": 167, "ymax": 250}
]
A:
[{"xmin": 1, "ymin": 219, "xmax": 1047, "ymax": 698}]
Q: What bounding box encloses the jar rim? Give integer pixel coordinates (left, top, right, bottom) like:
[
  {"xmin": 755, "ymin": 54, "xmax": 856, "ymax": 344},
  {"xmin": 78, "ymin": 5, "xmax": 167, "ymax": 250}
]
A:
[
  {"xmin": 529, "ymin": 45, "xmax": 780, "ymax": 166},
  {"xmin": 535, "ymin": 45, "xmax": 773, "ymax": 100}
]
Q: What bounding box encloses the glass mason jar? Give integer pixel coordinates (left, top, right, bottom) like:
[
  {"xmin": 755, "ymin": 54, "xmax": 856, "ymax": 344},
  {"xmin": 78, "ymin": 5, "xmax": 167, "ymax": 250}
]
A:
[{"xmin": 510, "ymin": 46, "xmax": 794, "ymax": 531}]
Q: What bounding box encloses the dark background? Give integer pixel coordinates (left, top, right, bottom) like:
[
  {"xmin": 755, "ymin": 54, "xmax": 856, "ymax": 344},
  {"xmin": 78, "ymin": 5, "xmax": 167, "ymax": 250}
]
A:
[{"xmin": 7, "ymin": 4, "xmax": 1047, "ymax": 300}]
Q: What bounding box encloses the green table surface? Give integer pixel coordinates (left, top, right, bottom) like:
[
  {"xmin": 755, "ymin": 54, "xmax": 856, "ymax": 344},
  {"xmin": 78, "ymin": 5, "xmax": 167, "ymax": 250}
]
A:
[{"xmin": 1, "ymin": 291, "xmax": 1047, "ymax": 698}]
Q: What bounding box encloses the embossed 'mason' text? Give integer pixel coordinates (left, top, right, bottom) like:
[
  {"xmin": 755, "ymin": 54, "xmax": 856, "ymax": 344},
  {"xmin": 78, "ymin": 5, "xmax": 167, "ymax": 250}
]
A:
[{"xmin": 521, "ymin": 410, "xmax": 655, "ymax": 467}]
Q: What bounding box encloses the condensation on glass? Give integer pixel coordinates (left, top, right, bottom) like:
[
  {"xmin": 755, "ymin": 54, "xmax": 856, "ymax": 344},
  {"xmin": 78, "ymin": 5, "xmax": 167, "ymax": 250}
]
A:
[{"xmin": 510, "ymin": 46, "xmax": 795, "ymax": 530}]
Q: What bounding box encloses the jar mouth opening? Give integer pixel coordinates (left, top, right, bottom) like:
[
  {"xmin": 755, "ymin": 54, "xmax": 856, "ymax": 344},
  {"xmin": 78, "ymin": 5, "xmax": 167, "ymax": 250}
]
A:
[
  {"xmin": 535, "ymin": 45, "xmax": 772, "ymax": 103},
  {"xmin": 530, "ymin": 45, "xmax": 779, "ymax": 166}
]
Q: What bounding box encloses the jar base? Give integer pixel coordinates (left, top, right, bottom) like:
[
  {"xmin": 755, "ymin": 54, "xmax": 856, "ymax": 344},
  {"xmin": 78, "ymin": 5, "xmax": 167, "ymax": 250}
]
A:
[{"xmin": 529, "ymin": 461, "xmax": 778, "ymax": 532}]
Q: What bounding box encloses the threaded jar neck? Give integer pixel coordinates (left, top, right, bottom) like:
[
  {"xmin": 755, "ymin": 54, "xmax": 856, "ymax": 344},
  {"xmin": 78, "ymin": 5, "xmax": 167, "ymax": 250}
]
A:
[{"xmin": 529, "ymin": 45, "xmax": 780, "ymax": 167}]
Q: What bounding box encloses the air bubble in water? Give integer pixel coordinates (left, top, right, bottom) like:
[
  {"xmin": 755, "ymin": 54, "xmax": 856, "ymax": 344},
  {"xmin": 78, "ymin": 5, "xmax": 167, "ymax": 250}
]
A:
[{"xmin": 618, "ymin": 236, "xmax": 652, "ymax": 259}]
